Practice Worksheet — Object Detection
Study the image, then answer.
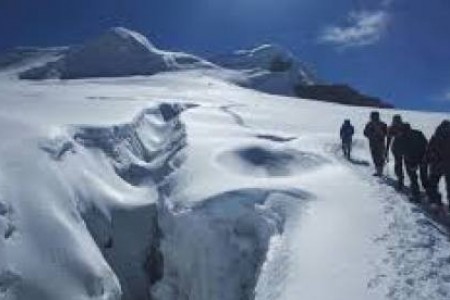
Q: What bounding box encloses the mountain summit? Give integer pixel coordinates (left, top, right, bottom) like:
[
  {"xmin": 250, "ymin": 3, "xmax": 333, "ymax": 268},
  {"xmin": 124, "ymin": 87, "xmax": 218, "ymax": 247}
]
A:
[
  {"xmin": 19, "ymin": 27, "xmax": 214, "ymax": 79},
  {"xmin": 211, "ymin": 43, "xmax": 314, "ymax": 81},
  {"xmin": 14, "ymin": 27, "xmax": 391, "ymax": 108},
  {"xmin": 210, "ymin": 44, "xmax": 317, "ymax": 97}
]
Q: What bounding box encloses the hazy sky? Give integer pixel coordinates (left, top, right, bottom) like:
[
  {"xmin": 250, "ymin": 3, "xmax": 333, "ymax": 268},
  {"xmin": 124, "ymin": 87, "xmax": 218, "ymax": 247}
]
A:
[{"xmin": 1, "ymin": 0, "xmax": 449, "ymax": 112}]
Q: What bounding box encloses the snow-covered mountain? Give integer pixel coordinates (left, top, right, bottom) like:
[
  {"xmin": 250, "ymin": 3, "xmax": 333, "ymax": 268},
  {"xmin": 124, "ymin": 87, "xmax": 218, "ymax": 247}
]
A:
[
  {"xmin": 209, "ymin": 44, "xmax": 317, "ymax": 96},
  {"xmin": 295, "ymin": 84, "xmax": 394, "ymax": 108},
  {"xmin": 0, "ymin": 47, "xmax": 67, "ymax": 69},
  {"xmin": 12, "ymin": 27, "xmax": 392, "ymax": 108},
  {"xmin": 19, "ymin": 27, "xmax": 215, "ymax": 79},
  {"xmin": 1, "ymin": 44, "xmax": 449, "ymax": 300}
]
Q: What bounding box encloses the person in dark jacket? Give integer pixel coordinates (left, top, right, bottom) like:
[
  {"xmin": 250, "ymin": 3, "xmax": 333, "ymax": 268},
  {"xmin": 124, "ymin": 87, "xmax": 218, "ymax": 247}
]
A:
[
  {"xmin": 364, "ymin": 111, "xmax": 388, "ymax": 176},
  {"xmin": 386, "ymin": 115, "xmax": 405, "ymax": 190},
  {"xmin": 398, "ymin": 123, "xmax": 428, "ymax": 199},
  {"xmin": 340, "ymin": 119, "xmax": 355, "ymax": 160},
  {"xmin": 425, "ymin": 120, "xmax": 450, "ymax": 209}
]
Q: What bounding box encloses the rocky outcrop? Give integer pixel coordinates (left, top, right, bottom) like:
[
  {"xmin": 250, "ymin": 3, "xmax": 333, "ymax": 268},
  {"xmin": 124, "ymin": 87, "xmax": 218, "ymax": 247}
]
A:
[{"xmin": 294, "ymin": 84, "xmax": 393, "ymax": 108}]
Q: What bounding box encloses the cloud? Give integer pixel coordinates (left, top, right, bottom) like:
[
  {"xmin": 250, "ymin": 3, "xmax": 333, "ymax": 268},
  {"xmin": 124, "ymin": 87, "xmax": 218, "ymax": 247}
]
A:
[
  {"xmin": 381, "ymin": 0, "xmax": 395, "ymax": 7},
  {"xmin": 433, "ymin": 89, "xmax": 450, "ymax": 102},
  {"xmin": 319, "ymin": 10, "xmax": 390, "ymax": 49},
  {"xmin": 443, "ymin": 91, "xmax": 450, "ymax": 101}
]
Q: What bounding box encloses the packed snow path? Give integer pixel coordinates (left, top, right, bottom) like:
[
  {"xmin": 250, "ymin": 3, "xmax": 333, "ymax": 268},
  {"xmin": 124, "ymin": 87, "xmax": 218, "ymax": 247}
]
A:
[
  {"xmin": 255, "ymin": 138, "xmax": 450, "ymax": 300},
  {"xmin": 1, "ymin": 69, "xmax": 449, "ymax": 300}
]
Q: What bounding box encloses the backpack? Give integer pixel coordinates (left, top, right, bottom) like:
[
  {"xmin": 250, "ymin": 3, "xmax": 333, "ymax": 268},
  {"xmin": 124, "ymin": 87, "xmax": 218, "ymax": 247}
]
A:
[
  {"xmin": 340, "ymin": 124, "xmax": 354, "ymax": 140},
  {"xmin": 365, "ymin": 121, "xmax": 386, "ymax": 141}
]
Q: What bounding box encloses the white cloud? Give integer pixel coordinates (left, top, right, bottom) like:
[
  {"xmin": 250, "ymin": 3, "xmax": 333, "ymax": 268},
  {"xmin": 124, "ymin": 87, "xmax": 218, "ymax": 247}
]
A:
[
  {"xmin": 444, "ymin": 91, "xmax": 450, "ymax": 101},
  {"xmin": 319, "ymin": 10, "xmax": 390, "ymax": 49},
  {"xmin": 381, "ymin": 0, "xmax": 394, "ymax": 7},
  {"xmin": 434, "ymin": 89, "xmax": 450, "ymax": 102}
]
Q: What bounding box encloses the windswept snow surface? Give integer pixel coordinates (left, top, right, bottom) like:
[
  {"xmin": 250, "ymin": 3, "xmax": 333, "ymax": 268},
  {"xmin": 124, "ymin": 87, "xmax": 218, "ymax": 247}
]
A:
[{"xmin": 0, "ymin": 65, "xmax": 450, "ymax": 300}]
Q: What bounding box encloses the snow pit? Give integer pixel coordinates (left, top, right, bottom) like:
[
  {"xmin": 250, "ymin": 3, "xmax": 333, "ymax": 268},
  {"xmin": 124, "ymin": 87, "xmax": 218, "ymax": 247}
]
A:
[{"xmin": 217, "ymin": 144, "xmax": 328, "ymax": 177}]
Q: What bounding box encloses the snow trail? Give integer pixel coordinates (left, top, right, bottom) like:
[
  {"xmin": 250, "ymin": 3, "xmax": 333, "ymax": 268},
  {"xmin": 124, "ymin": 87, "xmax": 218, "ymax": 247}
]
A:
[
  {"xmin": 348, "ymin": 157, "xmax": 450, "ymax": 300},
  {"xmin": 255, "ymin": 152, "xmax": 387, "ymax": 300},
  {"xmin": 256, "ymin": 134, "xmax": 450, "ymax": 300},
  {"xmin": 279, "ymin": 165, "xmax": 387, "ymax": 299}
]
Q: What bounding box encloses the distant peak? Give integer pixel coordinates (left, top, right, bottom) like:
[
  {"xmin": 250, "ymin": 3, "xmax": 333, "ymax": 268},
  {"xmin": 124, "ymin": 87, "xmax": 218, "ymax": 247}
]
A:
[
  {"xmin": 103, "ymin": 27, "xmax": 156, "ymax": 50},
  {"xmin": 107, "ymin": 27, "xmax": 140, "ymax": 37},
  {"xmin": 236, "ymin": 44, "xmax": 293, "ymax": 59}
]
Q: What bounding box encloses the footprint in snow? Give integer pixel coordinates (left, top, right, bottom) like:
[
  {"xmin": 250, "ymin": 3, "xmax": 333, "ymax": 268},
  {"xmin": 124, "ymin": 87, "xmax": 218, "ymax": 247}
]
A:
[
  {"xmin": 0, "ymin": 201, "xmax": 9, "ymax": 216},
  {"xmin": 0, "ymin": 201, "xmax": 16, "ymax": 239},
  {"xmin": 0, "ymin": 270, "xmax": 20, "ymax": 294}
]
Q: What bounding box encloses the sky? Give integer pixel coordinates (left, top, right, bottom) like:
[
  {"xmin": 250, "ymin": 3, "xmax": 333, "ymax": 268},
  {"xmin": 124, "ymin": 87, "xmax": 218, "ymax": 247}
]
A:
[{"xmin": 0, "ymin": 0, "xmax": 449, "ymax": 112}]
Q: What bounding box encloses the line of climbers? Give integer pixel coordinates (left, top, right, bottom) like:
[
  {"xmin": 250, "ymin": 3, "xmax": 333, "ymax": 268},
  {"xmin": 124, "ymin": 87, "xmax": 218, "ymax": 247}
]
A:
[{"xmin": 340, "ymin": 112, "xmax": 450, "ymax": 211}]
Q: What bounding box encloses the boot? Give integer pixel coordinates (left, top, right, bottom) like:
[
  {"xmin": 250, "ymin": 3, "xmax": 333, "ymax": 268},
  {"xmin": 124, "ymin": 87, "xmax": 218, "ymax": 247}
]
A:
[
  {"xmin": 375, "ymin": 166, "xmax": 383, "ymax": 177},
  {"xmin": 396, "ymin": 179, "xmax": 404, "ymax": 191},
  {"xmin": 410, "ymin": 188, "xmax": 421, "ymax": 202}
]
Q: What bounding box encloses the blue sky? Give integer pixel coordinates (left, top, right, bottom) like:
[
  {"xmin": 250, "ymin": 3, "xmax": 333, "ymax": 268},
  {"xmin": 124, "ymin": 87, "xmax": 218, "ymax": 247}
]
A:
[{"xmin": 1, "ymin": 0, "xmax": 449, "ymax": 112}]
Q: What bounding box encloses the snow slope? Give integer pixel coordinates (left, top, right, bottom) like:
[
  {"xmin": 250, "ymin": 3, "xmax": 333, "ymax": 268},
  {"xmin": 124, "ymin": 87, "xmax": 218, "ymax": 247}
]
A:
[{"xmin": 1, "ymin": 62, "xmax": 450, "ymax": 300}]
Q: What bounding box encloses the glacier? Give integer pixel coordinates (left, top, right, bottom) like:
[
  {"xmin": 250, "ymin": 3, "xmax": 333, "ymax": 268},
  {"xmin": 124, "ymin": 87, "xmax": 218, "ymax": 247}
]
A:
[{"xmin": 0, "ymin": 28, "xmax": 450, "ymax": 300}]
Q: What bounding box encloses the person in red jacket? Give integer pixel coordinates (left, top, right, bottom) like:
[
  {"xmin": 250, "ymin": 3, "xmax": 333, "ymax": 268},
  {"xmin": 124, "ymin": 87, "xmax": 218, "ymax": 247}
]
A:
[
  {"xmin": 364, "ymin": 111, "xmax": 388, "ymax": 176},
  {"xmin": 425, "ymin": 120, "xmax": 450, "ymax": 210}
]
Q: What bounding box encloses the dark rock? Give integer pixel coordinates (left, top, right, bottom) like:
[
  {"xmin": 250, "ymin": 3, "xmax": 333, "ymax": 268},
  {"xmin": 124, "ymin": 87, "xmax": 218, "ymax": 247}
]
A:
[{"xmin": 294, "ymin": 84, "xmax": 394, "ymax": 108}]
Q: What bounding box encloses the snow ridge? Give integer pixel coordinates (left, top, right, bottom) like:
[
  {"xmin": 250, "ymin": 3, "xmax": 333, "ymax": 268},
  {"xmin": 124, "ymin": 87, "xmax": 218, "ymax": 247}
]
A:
[{"xmin": 66, "ymin": 103, "xmax": 188, "ymax": 300}]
